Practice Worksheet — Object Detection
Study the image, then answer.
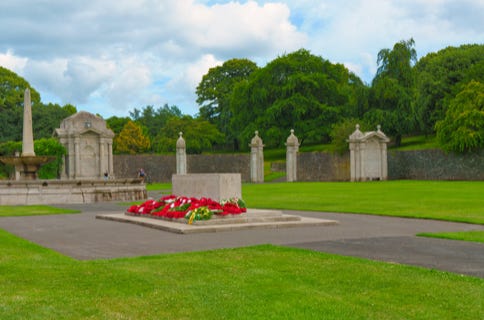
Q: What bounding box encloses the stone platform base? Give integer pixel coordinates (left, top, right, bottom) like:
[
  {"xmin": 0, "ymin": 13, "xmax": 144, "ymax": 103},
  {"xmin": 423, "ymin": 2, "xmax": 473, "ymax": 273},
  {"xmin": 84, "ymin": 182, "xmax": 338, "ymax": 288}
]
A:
[
  {"xmin": 96, "ymin": 209, "xmax": 338, "ymax": 234},
  {"xmin": 0, "ymin": 179, "xmax": 147, "ymax": 205}
]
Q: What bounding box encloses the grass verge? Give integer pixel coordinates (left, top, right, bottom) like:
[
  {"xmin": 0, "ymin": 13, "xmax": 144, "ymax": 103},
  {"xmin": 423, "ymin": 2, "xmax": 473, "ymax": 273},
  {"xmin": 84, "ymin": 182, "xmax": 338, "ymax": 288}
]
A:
[
  {"xmin": 146, "ymin": 182, "xmax": 172, "ymax": 192},
  {"xmin": 0, "ymin": 205, "xmax": 79, "ymax": 217},
  {"xmin": 242, "ymin": 180, "xmax": 484, "ymax": 224},
  {"xmin": 134, "ymin": 181, "xmax": 484, "ymax": 224},
  {"xmin": 417, "ymin": 230, "xmax": 484, "ymax": 243},
  {"xmin": 0, "ymin": 229, "xmax": 482, "ymax": 319}
]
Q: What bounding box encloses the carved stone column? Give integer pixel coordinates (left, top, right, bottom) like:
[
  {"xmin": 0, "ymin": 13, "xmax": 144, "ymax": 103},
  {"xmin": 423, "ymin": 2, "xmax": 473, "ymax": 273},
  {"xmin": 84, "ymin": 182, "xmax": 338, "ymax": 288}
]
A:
[
  {"xmin": 285, "ymin": 129, "xmax": 299, "ymax": 182},
  {"xmin": 176, "ymin": 132, "xmax": 187, "ymax": 175},
  {"xmin": 249, "ymin": 131, "xmax": 264, "ymax": 183}
]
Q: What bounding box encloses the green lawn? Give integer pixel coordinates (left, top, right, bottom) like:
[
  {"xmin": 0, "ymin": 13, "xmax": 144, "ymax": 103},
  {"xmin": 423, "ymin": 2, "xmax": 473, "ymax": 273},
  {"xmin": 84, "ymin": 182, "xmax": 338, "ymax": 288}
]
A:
[
  {"xmin": 0, "ymin": 205, "xmax": 79, "ymax": 217},
  {"xmin": 0, "ymin": 229, "xmax": 482, "ymax": 319},
  {"xmin": 418, "ymin": 230, "xmax": 484, "ymax": 243},
  {"xmin": 143, "ymin": 181, "xmax": 484, "ymax": 224},
  {"xmin": 242, "ymin": 180, "xmax": 484, "ymax": 224},
  {"xmin": 145, "ymin": 182, "xmax": 172, "ymax": 192},
  {"xmin": 391, "ymin": 135, "xmax": 439, "ymax": 151},
  {"xmin": 1, "ymin": 180, "xmax": 483, "ymax": 318}
]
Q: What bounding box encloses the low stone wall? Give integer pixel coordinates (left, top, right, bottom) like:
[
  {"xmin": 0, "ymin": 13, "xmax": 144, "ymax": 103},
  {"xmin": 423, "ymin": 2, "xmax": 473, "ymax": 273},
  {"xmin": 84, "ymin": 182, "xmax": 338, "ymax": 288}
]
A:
[
  {"xmin": 388, "ymin": 149, "xmax": 484, "ymax": 180},
  {"xmin": 114, "ymin": 154, "xmax": 250, "ymax": 182},
  {"xmin": 0, "ymin": 179, "xmax": 147, "ymax": 205},
  {"xmin": 114, "ymin": 154, "xmax": 176, "ymax": 182},
  {"xmin": 187, "ymin": 154, "xmax": 250, "ymax": 181},
  {"xmin": 297, "ymin": 152, "xmax": 350, "ymax": 181},
  {"xmin": 113, "ymin": 149, "xmax": 484, "ymax": 182}
]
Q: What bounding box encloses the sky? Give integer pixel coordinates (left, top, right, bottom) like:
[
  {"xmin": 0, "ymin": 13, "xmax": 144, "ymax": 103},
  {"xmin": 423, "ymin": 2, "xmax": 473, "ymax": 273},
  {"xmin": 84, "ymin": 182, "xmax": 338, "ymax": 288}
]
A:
[{"xmin": 1, "ymin": 0, "xmax": 483, "ymax": 118}]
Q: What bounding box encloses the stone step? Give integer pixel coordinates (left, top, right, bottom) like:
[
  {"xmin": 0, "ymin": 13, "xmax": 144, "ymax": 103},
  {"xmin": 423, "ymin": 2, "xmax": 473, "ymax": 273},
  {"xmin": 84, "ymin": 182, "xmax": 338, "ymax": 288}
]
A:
[
  {"xmin": 125, "ymin": 209, "xmax": 301, "ymax": 226},
  {"xmin": 97, "ymin": 211, "xmax": 339, "ymax": 234}
]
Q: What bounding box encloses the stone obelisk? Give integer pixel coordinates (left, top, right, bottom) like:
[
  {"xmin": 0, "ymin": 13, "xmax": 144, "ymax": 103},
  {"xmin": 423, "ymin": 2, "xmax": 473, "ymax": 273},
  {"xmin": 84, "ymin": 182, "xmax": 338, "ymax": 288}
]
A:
[{"xmin": 22, "ymin": 88, "xmax": 35, "ymax": 156}]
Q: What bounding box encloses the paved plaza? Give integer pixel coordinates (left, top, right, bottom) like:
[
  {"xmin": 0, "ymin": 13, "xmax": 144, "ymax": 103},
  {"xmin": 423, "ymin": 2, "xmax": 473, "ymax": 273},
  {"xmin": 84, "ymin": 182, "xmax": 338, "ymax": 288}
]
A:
[{"xmin": 0, "ymin": 200, "xmax": 483, "ymax": 278}]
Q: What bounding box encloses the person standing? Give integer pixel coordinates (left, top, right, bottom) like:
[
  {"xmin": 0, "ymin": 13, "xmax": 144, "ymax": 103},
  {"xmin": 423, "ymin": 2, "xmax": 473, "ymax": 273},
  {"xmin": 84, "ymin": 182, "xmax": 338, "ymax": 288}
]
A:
[{"xmin": 138, "ymin": 168, "xmax": 146, "ymax": 182}]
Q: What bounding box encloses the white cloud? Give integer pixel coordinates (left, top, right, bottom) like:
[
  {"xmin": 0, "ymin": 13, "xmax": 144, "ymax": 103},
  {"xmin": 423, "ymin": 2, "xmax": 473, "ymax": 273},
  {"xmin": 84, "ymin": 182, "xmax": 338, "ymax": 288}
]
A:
[
  {"xmin": 0, "ymin": 0, "xmax": 307, "ymax": 116},
  {"xmin": 0, "ymin": 0, "xmax": 483, "ymax": 117},
  {"xmin": 105, "ymin": 58, "xmax": 152, "ymax": 111},
  {"xmin": 285, "ymin": 0, "xmax": 484, "ymax": 82},
  {"xmin": 176, "ymin": 1, "xmax": 306, "ymax": 57},
  {"xmin": 0, "ymin": 50, "xmax": 27, "ymax": 74},
  {"xmin": 170, "ymin": 54, "xmax": 223, "ymax": 92},
  {"xmin": 165, "ymin": 54, "xmax": 223, "ymax": 115}
]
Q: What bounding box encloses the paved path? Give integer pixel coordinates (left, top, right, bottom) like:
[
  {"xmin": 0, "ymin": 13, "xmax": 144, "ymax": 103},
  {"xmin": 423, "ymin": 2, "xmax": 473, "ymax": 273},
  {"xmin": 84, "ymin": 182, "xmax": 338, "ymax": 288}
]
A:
[{"xmin": 0, "ymin": 202, "xmax": 483, "ymax": 278}]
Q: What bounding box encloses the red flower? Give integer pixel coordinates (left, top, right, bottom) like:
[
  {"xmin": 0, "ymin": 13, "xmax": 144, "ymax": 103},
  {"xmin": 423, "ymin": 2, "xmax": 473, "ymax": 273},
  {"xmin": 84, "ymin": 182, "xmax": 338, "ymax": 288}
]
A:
[{"xmin": 126, "ymin": 195, "xmax": 246, "ymax": 219}]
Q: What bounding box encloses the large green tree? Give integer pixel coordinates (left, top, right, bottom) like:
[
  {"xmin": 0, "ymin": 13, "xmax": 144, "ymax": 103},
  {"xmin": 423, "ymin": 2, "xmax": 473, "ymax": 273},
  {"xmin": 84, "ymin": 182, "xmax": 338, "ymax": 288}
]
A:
[
  {"xmin": 129, "ymin": 104, "xmax": 182, "ymax": 139},
  {"xmin": 414, "ymin": 44, "xmax": 484, "ymax": 135},
  {"xmin": 229, "ymin": 49, "xmax": 366, "ymax": 149},
  {"xmin": 114, "ymin": 120, "xmax": 151, "ymax": 154},
  {"xmin": 435, "ymin": 80, "xmax": 484, "ymax": 153},
  {"xmin": 0, "ymin": 66, "xmax": 41, "ymax": 109},
  {"xmin": 366, "ymin": 39, "xmax": 417, "ymax": 146},
  {"xmin": 153, "ymin": 115, "xmax": 224, "ymax": 154},
  {"xmin": 106, "ymin": 116, "xmax": 131, "ymax": 136},
  {"xmin": 0, "ymin": 66, "xmax": 42, "ymax": 143},
  {"xmin": 32, "ymin": 103, "xmax": 77, "ymax": 139},
  {"xmin": 0, "ymin": 66, "xmax": 77, "ymax": 142},
  {"xmin": 196, "ymin": 58, "xmax": 258, "ymax": 149}
]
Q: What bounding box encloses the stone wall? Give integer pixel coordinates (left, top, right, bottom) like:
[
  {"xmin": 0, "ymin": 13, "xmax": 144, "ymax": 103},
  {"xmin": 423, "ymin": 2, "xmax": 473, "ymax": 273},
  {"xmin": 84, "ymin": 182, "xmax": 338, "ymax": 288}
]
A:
[
  {"xmin": 297, "ymin": 152, "xmax": 350, "ymax": 181},
  {"xmin": 114, "ymin": 154, "xmax": 250, "ymax": 182},
  {"xmin": 114, "ymin": 154, "xmax": 176, "ymax": 182},
  {"xmin": 388, "ymin": 149, "xmax": 484, "ymax": 180},
  {"xmin": 113, "ymin": 149, "xmax": 484, "ymax": 182},
  {"xmin": 187, "ymin": 154, "xmax": 250, "ymax": 181}
]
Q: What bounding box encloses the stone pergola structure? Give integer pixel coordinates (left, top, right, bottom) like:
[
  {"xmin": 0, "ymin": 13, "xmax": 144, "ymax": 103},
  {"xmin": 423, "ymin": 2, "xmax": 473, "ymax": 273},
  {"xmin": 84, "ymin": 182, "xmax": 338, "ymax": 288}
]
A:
[
  {"xmin": 348, "ymin": 124, "xmax": 390, "ymax": 181},
  {"xmin": 54, "ymin": 111, "xmax": 115, "ymax": 180}
]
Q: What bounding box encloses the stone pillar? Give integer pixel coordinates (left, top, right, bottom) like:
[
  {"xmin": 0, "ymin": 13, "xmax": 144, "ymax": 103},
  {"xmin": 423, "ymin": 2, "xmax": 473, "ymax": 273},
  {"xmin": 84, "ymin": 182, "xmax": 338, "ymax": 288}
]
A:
[
  {"xmin": 22, "ymin": 88, "xmax": 35, "ymax": 157},
  {"xmin": 74, "ymin": 137, "xmax": 81, "ymax": 178},
  {"xmin": 99, "ymin": 137, "xmax": 105, "ymax": 178},
  {"xmin": 285, "ymin": 129, "xmax": 299, "ymax": 182},
  {"xmin": 58, "ymin": 137, "xmax": 68, "ymax": 179},
  {"xmin": 249, "ymin": 131, "xmax": 264, "ymax": 183},
  {"xmin": 176, "ymin": 132, "xmax": 187, "ymax": 175},
  {"xmin": 378, "ymin": 125, "xmax": 388, "ymax": 180},
  {"xmin": 108, "ymin": 142, "xmax": 113, "ymax": 177},
  {"xmin": 14, "ymin": 151, "xmax": 21, "ymax": 180}
]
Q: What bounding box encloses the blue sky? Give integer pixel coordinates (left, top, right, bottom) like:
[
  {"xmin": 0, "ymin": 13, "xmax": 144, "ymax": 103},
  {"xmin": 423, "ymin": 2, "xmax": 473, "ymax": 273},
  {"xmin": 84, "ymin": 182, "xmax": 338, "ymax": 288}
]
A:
[{"xmin": 1, "ymin": 0, "xmax": 483, "ymax": 118}]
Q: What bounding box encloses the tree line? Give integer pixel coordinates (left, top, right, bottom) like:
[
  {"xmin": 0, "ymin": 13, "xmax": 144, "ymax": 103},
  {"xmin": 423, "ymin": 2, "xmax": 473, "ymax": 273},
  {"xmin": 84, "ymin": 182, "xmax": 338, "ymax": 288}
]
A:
[
  {"xmin": 196, "ymin": 41, "xmax": 484, "ymax": 153},
  {"xmin": 1, "ymin": 40, "xmax": 483, "ymax": 157}
]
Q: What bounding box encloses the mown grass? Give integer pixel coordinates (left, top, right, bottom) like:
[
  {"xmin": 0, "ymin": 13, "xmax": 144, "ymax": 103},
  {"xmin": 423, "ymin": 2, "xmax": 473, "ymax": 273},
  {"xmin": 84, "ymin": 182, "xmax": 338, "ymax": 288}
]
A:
[
  {"xmin": 242, "ymin": 180, "xmax": 484, "ymax": 224},
  {"xmin": 418, "ymin": 230, "xmax": 484, "ymax": 243},
  {"xmin": 139, "ymin": 180, "xmax": 484, "ymax": 224},
  {"xmin": 145, "ymin": 182, "xmax": 172, "ymax": 192},
  {"xmin": 392, "ymin": 135, "xmax": 439, "ymax": 151},
  {"xmin": 0, "ymin": 205, "xmax": 79, "ymax": 217},
  {"xmin": 0, "ymin": 229, "xmax": 482, "ymax": 319}
]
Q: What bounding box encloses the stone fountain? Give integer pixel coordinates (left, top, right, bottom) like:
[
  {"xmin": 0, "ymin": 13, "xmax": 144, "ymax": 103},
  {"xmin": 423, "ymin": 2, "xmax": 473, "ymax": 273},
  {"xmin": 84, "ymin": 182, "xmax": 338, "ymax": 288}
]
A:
[{"xmin": 0, "ymin": 88, "xmax": 55, "ymax": 180}]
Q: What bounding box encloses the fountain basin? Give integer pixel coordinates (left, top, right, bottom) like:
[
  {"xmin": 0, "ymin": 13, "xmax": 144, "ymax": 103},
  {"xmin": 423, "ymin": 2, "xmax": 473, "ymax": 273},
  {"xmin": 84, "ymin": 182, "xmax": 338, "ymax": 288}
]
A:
[
  {"xmin": 0, "ymin": 155, "xmax": 56, "ymax": 180},
  {"xmin": 0, "ymin": 178, "xmax": 147, "ymax": 205}
]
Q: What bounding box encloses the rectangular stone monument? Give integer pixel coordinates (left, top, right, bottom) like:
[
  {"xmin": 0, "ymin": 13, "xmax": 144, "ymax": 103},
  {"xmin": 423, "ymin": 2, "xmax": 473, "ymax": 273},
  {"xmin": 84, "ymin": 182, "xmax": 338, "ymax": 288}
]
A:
[{"xmin": 172, "ymin": 173, "xmax": 241, "ymax": 201}]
